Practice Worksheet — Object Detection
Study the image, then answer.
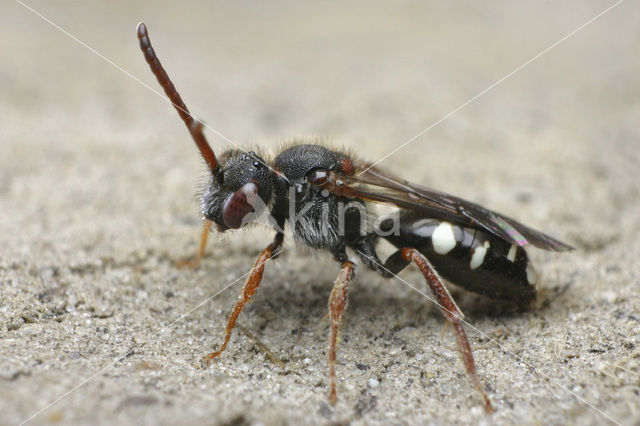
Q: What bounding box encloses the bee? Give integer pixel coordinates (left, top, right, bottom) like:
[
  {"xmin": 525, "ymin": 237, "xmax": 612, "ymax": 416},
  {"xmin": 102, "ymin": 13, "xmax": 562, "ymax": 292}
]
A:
[{"xmin": 137, "ymin": 22, "xmax": 572, "ymax": 412}]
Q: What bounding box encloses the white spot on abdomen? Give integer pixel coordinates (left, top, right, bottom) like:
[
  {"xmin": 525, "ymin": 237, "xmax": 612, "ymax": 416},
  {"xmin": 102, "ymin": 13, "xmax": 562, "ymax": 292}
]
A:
[
  {"xmin": 432, "ymin": 222, "xmax": 456, "ymax": 254},
  {"xmin": 507, "ymin": 244, "xmax": 517, "ymax": 262},
  {"xmin": 526, "ymin": 263, "xmax": 538, "ymax": 285},
  {"xmin": 470, "ymin": 240, "xmax": 490, "ymax": 270}
]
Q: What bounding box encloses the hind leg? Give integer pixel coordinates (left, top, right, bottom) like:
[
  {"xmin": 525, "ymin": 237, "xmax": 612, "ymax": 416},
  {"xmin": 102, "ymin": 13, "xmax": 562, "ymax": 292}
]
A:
[
  {"xmin": 398, "ymin": 248, "xmax": 493, "ymax": 412},
  {"xmin": 355, "ymin": 241, "xmax": 493, "ymax": 412}
]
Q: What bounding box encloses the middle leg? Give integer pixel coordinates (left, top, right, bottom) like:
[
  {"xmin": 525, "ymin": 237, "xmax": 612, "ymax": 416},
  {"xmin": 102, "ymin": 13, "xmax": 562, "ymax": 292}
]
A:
[{"xmin": 327, "ymin": 260, "xmax": 355, "ymax": 404}]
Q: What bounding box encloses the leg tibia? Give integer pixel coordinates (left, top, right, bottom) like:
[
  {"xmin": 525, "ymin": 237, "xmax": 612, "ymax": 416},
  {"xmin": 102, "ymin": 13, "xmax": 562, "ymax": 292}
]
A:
[
  {"xmin": 327, "ymin": 261, "xmax": 355, "ymax": 404},
  {"xmin": 400, "ymin": 248, "xmax": 493, "ymax": 412},
  {"xmin": 204, "ymin": 240, "xmax": 280, "ymax": 361}
]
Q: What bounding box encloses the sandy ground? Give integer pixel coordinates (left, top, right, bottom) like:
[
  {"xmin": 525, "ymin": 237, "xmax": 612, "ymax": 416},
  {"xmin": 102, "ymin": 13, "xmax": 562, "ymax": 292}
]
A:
[{"xmin": 1, "ymin": 1, "xmax": 639, "ymax": 425}]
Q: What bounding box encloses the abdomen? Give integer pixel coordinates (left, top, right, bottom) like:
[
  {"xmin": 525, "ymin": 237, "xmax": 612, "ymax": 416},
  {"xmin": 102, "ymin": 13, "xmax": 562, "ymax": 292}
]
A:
[{"xmin": 381, "ymin": 212, "xmax": 538, "ymax": 305}]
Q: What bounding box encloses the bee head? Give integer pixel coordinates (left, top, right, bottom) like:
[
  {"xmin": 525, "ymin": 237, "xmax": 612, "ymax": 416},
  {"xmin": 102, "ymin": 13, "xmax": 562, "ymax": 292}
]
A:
[{"xmin": 201, "ymin": 150, "xmax": 274, "ymax": 232}]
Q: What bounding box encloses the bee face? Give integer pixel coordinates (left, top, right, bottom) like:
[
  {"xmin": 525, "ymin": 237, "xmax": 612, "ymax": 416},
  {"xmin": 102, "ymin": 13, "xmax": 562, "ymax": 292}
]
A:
[{"xmin": 201, "ymin": 150, "xmax": 274, "ymax": 231}]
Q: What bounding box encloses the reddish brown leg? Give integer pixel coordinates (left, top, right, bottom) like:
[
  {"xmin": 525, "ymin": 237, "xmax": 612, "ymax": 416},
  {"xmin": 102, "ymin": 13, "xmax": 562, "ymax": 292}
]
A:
[
  {"xmin": 401, "ymin": 248, "xmax": 494, "ymax": 413},
  {"xmin": 204, "ymin": 241, "xmax": 281, "ymax": 361},
  {"xmin": 441, "ymin": 320, "xmax": 450, "ymax": 339},
  {"xmin": 327, "ymin": 261, "xmax": 355, "ymax": 404},
  {"xmin": 176, "ymin": 220, "xmax": 212, "ymax": 269}
]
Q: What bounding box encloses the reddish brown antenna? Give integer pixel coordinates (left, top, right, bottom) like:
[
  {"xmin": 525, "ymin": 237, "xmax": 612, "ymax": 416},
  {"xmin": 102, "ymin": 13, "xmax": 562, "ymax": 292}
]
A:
[{"xmin": 137, "ymin": 22, "xmax": 221, "ymax": 179}]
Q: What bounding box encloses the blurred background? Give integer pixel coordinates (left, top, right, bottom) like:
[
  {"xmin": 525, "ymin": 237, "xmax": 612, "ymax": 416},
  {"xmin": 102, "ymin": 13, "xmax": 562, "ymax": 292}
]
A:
[{"xmin": 1, "ymin": 1, "xmax": 639, "ymax": 424}]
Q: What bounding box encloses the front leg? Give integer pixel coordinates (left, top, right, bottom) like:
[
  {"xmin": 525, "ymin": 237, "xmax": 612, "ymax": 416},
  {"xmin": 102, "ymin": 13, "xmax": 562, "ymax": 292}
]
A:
[
  {"xmin": 176, "ymin": 219, "xmax": 212, "ymax": 269},
  {"xmin": 204, "ymin": 235, "xmax": 282, "ymax": 361}
]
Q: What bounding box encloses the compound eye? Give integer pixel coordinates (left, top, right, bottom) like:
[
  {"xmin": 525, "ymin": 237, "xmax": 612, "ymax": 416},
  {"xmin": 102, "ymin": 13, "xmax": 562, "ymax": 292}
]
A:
[{"xmin": 222, "ymin": 182, "xmax": 260, "ymax": 229}]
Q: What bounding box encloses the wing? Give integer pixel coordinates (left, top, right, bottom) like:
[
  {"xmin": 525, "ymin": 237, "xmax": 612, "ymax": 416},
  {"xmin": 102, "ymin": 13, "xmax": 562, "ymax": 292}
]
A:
[{"xmin": 321, "ymin": 162, "xmax": 572, "ymax": 252}]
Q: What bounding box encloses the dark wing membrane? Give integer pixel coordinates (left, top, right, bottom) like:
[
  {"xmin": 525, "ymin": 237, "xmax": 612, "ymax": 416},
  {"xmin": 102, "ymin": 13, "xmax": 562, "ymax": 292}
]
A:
[{"xmin": 335, "ymin": 163, "xmax": 572, "ymax": 252}]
